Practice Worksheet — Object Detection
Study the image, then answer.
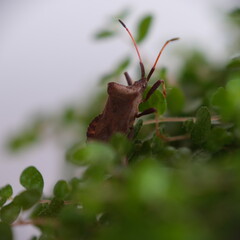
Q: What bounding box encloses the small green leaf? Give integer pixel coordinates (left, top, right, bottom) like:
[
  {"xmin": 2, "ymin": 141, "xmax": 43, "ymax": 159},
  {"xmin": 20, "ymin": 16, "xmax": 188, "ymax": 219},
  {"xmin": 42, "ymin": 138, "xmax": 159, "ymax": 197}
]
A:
[
  {"xmin": 136, "ymin": 15, "xmax": 153, "ymax": 44},
  {"xmin": 167, "ymin": 87, "xmax": 185, "ymax": 114},
  {"xmin": 0, "ymin": 222, "xmax": 13, "ymax": 240},
  {"xmin": 33, "ymin": 198, "xmax": 64, "ymax": 218},
  {"xmin": 7, "ymin": 121, "xmax": 41, "ymax": 152},
  {"xmin": 14, "ymin": 190, "xmax": 41, "ymax": 210},
  {"xmin": 139, "ymin": 88, "xmax": 166, "ymax": 115},
  {"xmin": 0, "ymin": 185, "xmax": 13, "ymax": 207},
  {"xmin": 205, "ymin": 127, "xmax": 233, "ymax": 152},
  {"xmin": 133, "ymin": 119, "xmax": 143, "ymax": 139},
  {"xmin": 95, "ymin": 30, "xmax": 116, "ymax": 39},
  {"xmin": 211, "ymin": 87, "xmax": 234, "ymax": 121},
  {"xmin": 151, "ymin": 91, "xmax": 167, "ymax": 115},
  {"xmin": 226, "ymin": 75, "xmax": 240, "ymax": 107},
  {"xmin": 226, "ymin": 76, "xmax": 240, "ymax": 125},
  {"xmin": 183, "ymin": 119, "xmax": 194, "ymax": 133},
  {"xmin": 0, "ymin": 202, "xmax": 21, "ymax": 224},
  {"xmin": 211, "ymin": 87, "xmax": 228, "ymax": 108},
  {"xmin": 229, "ymin": 8, "xmax": 240, "ymax": 25},
  {"xmin": 53, "ymin": 180, "xmax": 70, "ymax": 200},
  {"xmin": 211, "ymin": 87, "xmax": 230, "ymax": 117},
  {"xmin": 68, "ymin": 142, "xmax": 115, "ymax": 166},
  {"xmin": 227, "ymin": 56, "xmax": 240, "ymax": 70},
  {"xmin": 30, "ymin": 237, "xmax": 38, "ymax": 240},
  {"xmin": 191, "ymin": 106, "xmax": 211, "ymax": 145},
  {"xmin": 20, "ymin": 166, "xmax": 44, "ymax": 193}
]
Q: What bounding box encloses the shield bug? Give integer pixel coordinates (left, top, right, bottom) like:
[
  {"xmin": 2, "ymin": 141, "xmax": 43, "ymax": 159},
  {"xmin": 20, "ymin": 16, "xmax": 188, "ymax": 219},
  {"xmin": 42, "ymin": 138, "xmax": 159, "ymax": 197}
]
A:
[{"xmin": 87, "ymin": 19, "xmax": 179, "ymax": 141}]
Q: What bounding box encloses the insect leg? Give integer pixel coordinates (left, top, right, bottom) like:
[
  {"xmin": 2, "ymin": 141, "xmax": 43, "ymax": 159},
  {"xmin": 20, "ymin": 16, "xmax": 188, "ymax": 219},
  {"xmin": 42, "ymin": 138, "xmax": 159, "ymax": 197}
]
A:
[
  {"xmin": 144, "ymin": 80, "xmax": 165, "ymax": 102},
  {"xmin": 124, "ymin": 72, "xmax": 133, "ymax": 86},
  {"xmin": 136, "ymin": 108, "xmax": 156, "ymax": 118}
]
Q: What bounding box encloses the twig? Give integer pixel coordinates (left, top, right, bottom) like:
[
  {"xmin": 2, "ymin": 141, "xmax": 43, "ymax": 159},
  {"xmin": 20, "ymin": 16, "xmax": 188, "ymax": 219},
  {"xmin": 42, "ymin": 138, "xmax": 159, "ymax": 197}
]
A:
[
  {"xmin": 164, "ymin": 134, "xmax": 190, "ymax": 142},
  {"xmin": 11, "ymin": 200, "xmax": 77, "ymax": 227},
  {"xmin": 39, "ymin": 199, "xmax": 51, "ymax": 204},
  {"xmin": 39, "ymin": 200, "xmax": 72, "ymax": 205},
  {"xmin": 143, "ymin": 115, "xmax": 220, "ymax": 125},
  {"xmin": 145, "ymin": 115, "xmax": 220, "ymax": 142},
  {"xmin": 12, "ymin": 218, "xmax": 59, "ymax": 227}
]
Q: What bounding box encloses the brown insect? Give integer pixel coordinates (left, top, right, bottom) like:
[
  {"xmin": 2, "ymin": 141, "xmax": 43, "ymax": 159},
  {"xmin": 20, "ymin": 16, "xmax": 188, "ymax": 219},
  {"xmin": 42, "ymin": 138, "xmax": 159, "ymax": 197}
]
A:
[{"xmin": 87, "ymin": 19, "xmax": 179, "ymax": 141}]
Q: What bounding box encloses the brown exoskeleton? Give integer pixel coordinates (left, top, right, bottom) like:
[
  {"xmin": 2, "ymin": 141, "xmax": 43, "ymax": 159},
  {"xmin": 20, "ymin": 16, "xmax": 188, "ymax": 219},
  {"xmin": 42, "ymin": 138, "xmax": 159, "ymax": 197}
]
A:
[{"xmin": 87, "ymin": 19, "xmax": 179, "ymax": 141}]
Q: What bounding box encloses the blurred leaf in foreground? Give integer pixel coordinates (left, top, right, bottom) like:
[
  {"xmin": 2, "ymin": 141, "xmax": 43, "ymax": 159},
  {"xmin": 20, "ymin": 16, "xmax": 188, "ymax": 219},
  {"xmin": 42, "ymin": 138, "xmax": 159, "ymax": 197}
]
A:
[
  {"xmin": 212, "ymin": 73, "xmax": 240, "ymax": 126},
  {"xmin": 0, "ymin": 222, "xmax": 13, "ymax": 240},
  {"xmin": 211, "ymin": 87, "xmax": 232, "ymax": 120},
  {"xmin": 227, "ymin": 55, "xmax": 240, "ymax": 70},
  {"xmin": 67, "ymin": 142, "xmax": 115, "ymax": 167},
  {"xmin": 205, "ymin": 127, "xmax": 233, "ymax": 152},
  {"xmin": 229, "ymin": 8, "xmax": 240, "ymax": 26}
]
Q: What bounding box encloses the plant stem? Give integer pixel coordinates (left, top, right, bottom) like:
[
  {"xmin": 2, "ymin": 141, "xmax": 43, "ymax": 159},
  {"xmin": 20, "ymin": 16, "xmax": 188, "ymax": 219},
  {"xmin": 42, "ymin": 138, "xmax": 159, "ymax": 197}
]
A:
[
  {"xmin": 143, "ymin": 115, "xmax": 220, "ymax": 125},
  {"xmin": 39, "ymin": 200, "xmax": 72, "ymax": 205},
  {"xmin": 12, "ymin": 218, "xmax": 59, "ymax": 227}
]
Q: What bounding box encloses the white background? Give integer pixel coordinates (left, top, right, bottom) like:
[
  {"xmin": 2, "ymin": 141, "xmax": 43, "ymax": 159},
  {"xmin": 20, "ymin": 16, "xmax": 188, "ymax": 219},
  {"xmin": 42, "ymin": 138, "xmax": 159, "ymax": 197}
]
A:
[{"xmin": 0, "ymin": 0, "xmax": 239, "ymax": 239}]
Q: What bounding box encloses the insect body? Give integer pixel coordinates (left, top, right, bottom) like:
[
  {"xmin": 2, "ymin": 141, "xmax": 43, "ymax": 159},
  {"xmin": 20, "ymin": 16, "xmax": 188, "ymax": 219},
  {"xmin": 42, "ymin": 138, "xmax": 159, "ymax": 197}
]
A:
[{"xmin": 87, "ymin": 20, "xmax": 178, "ymax": 141}]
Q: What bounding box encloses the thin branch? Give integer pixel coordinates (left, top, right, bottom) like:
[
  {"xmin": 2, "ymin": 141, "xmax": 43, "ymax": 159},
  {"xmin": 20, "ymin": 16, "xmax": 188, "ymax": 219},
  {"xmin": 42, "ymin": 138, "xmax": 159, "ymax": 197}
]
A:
[
  {"xmin": 12, "ymin": 218, "xmax": 59, "ymax": 227},
  {"xmin": 39, "ymin": 199, "xmax": 51, "ymax": 204},
  {"xmin": 11, "ymin": 200, "xmax": 77, "ymax": 227},
  {"xmin": 143, "ymin": 115, "xmax": 220, "ymax": 125},
  {"xmin": 39, "ymin": 200, "xmax": 72, "ymax": 205},
  {"xmin": 165, "ymin": 134, "xmax": 190, "ymax": 142}
]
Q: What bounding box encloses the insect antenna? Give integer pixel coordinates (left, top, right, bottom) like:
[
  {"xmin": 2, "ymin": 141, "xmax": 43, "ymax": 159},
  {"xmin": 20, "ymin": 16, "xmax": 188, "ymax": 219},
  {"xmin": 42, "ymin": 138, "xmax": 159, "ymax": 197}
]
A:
[
  {"xmin": 147, "ymin": 38, "xmax": 179, "ymax": 81},
  {"xmin": 118, "ymin": 19, "xmax": 145, "ymax": 78}
]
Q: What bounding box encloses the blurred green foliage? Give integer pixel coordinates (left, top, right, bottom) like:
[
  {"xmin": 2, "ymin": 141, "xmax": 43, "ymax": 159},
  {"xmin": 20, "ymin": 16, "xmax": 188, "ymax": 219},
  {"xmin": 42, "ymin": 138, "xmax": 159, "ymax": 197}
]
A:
[
  {"xmin": 1, "ymin": 9, "xmax": 240, "ymax": 240},
  {"xmin": 135, "ymin": 15, "xmax": 153, "ymax": 43},
  {"xmin": 139, "ymin": 85, "xmax": 167, "ymax": 114},
  {"xmin": 191, "ymin": 106, "xmax": 211, "ymax": 145},
  {"xmin": 0, "ymin": 222, "xmax": 13, "ymax": 240},
  {"xmin": 0, "ymin": 185, "xmax": 13, "ymax": 207}
]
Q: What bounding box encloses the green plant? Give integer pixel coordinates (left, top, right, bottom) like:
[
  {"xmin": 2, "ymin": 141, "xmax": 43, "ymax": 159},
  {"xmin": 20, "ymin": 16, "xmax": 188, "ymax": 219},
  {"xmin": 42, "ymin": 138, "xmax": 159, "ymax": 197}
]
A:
[{"xmin": 1, "ymin": 10, "xmax": 240, "ymax": 240}]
